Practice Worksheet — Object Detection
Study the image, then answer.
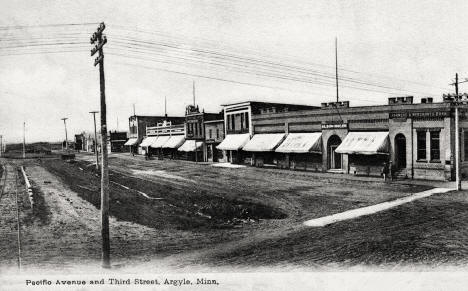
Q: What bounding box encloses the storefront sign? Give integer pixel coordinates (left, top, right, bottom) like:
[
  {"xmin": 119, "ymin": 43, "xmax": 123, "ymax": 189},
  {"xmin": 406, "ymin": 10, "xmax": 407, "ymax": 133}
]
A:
[
  {"xmin": 390, "ymin": 111, "xmax": 450, "ymax": 119},
  {"xmin": 321, "ymin": 123, "xmax": 348, "ymax": 129}
]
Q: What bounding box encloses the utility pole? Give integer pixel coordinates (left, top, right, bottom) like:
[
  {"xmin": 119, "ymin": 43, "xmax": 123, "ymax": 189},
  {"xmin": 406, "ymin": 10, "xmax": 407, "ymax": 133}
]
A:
[
  {"xmin": 450, "ymin": 73, "xmax": 468, "ymax": 191},
  {"xmin": 164, "ymin": 96, "xmax": 167, "ymax": 118},
  {"xmin": 0, "ymin": 135, "xmax": 3, "ymax": 157},
  {"xmin": 335, "ymin": 37, "xmax": 339, "ymax": 103},
  {"xmin": 133, "ymin": 103, "xmax": 136, "ymax": 116},
  {"xmin": 90, "ymin": 111, "xmax": 100, "ymax": 170},
  {"xmin": 61, "ymin": 118, "xmax": 68, "ymax": 152},
  {"xmin": 91, "ymin": 22, "xmax": 110, "ymax": 268},
  {"xmin": 22, "ymin": 122, "xmax": 25, "ymax": 159},
  {"xmin": 193, "ymin": 80, "xmax": 196, "ymax": 106}
]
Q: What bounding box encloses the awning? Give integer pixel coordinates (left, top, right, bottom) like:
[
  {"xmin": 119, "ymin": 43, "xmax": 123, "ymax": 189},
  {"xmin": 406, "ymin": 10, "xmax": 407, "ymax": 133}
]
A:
[
  {"xmin": 177, "ymin": 140, "xmax": 204, "ymax": 152},
  {"xmin": 163, "ymin": 135, "xmax": 185, "ymax": 148},
  {"xmin": 335, "ymin": 132, "xmax": 389, "ymax": 155},
  {"xmin": 139, "ymin": 136, "xmax": 158, "ymax": 147},
  {"xmin": 124, "ymin": 138, "xmax": 138, "ymax": 146},
  {"xmin": 275, "ymin": 132, "xmax": 322, "ymax": 153},
  {"xmin": 216, "ymin": 133, "xmax": 250, "ymax": 151},
  {"xmin": 242, "ymin": 133, "xmax": 285, "ymax": 152},
  {"xmin": 150, "ymin": 135, "xmax": 170, "ymax": 148}
]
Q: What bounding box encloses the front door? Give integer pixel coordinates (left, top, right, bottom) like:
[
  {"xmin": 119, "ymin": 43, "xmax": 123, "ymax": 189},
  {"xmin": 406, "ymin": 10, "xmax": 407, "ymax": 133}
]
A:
[
  {"xmin": 395, "ymin": 134, "xmax": 406, "ymax": 168},
  {"xmin": 330, "ymin": 145, "xmax": 342, "ymax": 169}
]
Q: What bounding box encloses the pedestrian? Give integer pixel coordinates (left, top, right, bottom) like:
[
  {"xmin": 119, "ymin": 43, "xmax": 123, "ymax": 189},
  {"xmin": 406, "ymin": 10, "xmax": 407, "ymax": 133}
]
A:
[{"xmin": 382, "ymin": 162, "xmax": 389, "ymax": 181}]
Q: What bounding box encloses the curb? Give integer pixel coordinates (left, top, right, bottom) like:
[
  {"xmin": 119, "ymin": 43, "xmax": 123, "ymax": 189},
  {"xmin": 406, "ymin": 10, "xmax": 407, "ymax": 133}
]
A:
[{"xmin": 21, "ymin": 166, "xmax": 34, "ymax": 209}]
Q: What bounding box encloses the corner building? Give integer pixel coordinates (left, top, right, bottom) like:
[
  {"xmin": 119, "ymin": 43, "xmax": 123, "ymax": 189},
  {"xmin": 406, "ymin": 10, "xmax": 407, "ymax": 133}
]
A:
[{"xmin": 222, "ymin": 96, "xmax": 468, "ymax": 181}]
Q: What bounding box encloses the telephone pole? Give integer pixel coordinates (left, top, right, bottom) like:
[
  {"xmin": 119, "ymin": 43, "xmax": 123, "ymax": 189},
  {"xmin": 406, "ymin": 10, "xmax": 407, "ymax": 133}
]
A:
[
  {"xmin": 450, "ymin": 73, "xmax": 468, "ymax": 191},
  {"xmin": 89, "ymin": 111, "xmax": 100, "ymax": 170},
  {"xmin": 61, "ymin": 118, "xmax": 68, "ymax": 151},
  {"xmin": 335, "ymin": 37, "xmax": 339, "ymax": 103},
  {"xmin": 90, "ymin": 22, "xmax": 110, "ymax": 268},
  {"xmin": 22, "ymin": 122, "xmax": 26, "ymax": 159},
  {"xmin": 0, "ymin": 135, "xmax": 3, "ymax": 157}
]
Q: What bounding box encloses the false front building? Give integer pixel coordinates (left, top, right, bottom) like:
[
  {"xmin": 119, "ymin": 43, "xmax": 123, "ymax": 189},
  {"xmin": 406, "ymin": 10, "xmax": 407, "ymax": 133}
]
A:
[
  {"xmin": 125, "ymin": 115, "xmax": 185, "ymax": 155},
  {"xmin": 220, "ymin": 96, "xmax": 468, "ymax": 181},
  {"xmin": 182, "ymin": 105, "xmax": 224, "ymax": 162}
]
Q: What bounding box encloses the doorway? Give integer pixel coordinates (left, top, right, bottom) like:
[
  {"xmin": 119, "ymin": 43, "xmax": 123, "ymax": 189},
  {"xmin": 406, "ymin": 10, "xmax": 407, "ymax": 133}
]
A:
[
  {"xmin": 328, "ymin": 135, "xmax": 342, "ymax": 169},
  {"xmin": 395, "ymin": 134, "xmax": 407, "ymax": 168}
]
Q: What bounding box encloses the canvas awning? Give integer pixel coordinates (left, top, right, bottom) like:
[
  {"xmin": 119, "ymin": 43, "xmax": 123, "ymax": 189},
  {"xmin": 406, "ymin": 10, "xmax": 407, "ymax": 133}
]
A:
[
  {"xmin": 150, "ymin": 135, "xmax": 170, "ymax": 148},
  {"xmin": 139, "ymin": 136, "xmax": 158, "ymax": 147},
  {"xmin": 216, "ymin": 133, "xmax": 250, "ymax": 151},
  {"xmin": 177, "ymin": 140, "xmax": 204, "ymax": 152},
  {"xmin": 335, "ymin": 132, "xmax": 389, "ymax": 155},
  {"xmin": 275, "ymin": 132, "xmax": 322, "ymax": 153},
  {"xmin": 163, "ymin": 135, "xmax": 185, "ymax": 148},
  {"xmin": 124, "ymin": 138, "xmax": 138, "ymax": 146},
  {"xmin": 242, "ymin": 133, "xmax": 285, "ymax": 152}
]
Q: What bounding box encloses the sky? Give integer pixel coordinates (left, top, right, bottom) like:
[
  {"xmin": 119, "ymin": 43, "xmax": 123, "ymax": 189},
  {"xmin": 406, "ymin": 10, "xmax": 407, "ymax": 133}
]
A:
[{"xmin": 1, "ymin": 0, "xmax": 468, "ymax": 143}]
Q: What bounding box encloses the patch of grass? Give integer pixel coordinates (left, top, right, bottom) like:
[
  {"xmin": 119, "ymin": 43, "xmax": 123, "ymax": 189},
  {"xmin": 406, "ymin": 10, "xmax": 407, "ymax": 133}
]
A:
[{"xmin": 41, "ymin": 159, "xmax": 286, "ymax": 230}]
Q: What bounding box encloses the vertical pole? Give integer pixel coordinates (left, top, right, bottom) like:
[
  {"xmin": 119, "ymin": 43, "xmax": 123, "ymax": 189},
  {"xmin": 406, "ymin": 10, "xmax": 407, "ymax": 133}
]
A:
[
  {"xmin": 98, "ymin": 32, "xmax": 110, "ymax": 268},
  {"xmin": 23, "ymin": 122, "xmax": 25, "ymax": 159},
  {"xmin": 0, "ymin": 135, "xmax": 2, "ymax": 157},
  {"xmin": 133, "ymin": 103, "xmax": 136, "ymax": 116},
  {"xmin": 335, "ymin": 37, "xmax": 339, "ymax": 103},
  {"xmin": 193, "ymin": 80, "xmax": 196, "ymax": 106},
  {"xmin": 455, "ymin": 73, "xmax": 461, "ymax": 190},
  {"xmin": 64, "ymin": 120, "xmax": 68, "ymax": 151},
  {"xmin": 91, "ymin": 112, "xmax": 99, "ymax": 170}
]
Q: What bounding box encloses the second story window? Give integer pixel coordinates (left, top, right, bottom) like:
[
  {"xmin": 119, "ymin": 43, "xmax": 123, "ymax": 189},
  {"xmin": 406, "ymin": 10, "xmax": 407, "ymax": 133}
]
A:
[
  {"xmin": 216, "ymin": 128, "xmax": 219, "ymax": 139},
  {"xmin": 245, "ymin": 112, "xmax": 249, "ymax": 129},
  {"xmin": 231, "ymin": 115, "xmax": 235, "ymax": 131},
  {"xmin": 209, "ymin": 129, "xmax": 212, "ymax": 139}
]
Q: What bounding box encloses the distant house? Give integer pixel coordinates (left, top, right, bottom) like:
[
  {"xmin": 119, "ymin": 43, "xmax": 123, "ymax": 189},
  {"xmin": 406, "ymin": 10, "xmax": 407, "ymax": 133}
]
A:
[{"xmin": 109, "ymin": 131, "xmax": 128, "ymax": 152}]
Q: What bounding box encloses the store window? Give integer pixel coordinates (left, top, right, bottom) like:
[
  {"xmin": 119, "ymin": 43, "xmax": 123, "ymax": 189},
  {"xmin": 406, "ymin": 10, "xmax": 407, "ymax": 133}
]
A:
[
  {"xmin": 417, "ymin": 131, "xmax": 426, "ymax": 161},
  {"xmin": 430, "ymin": 131, "xmax": 440, "ymax": 161}
]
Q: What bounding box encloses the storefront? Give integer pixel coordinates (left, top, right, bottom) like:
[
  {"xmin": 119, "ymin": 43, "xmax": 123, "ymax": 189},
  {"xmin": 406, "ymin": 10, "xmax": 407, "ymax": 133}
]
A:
[
  {"xmin": 161, "ymin": 135, "xmax": 185, "ymax": 159},
  {"xmin": 242, "ymin": 133, "xmax": 285, "ymax": 166},
  {"xmin": 335, "ymin": 131, "xmax": 390, "ymax": 177},
  {"xmin": 139, "ymin": 136, "xmax": 158, "ymax": 156},
  {"xmin": 275, "ymin": 132, "xmax": 323, "ymax": 171},
  {"xmin": 217, "ymin": 133, "xmax": 250, "ymax": 164},
  {"xmin": 124, "ymin": 137, "xmax": 139, "ymax": 154},
  {"xmin": 177, "ymin": 140, "xmax": 204, "ymax": 162}
]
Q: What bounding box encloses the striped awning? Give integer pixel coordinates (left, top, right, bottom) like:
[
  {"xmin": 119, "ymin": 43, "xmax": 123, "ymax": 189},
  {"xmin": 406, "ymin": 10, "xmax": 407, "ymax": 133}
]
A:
[
  {"xmin": 140, "ymin": 136, "xmax": 158, "ymax": 147},
  {"xmin": 124, "ymin": 138, "xmax": 138, "ymax": 146},
  {"xmin": 150, "ymin": 135, "xmax": 170, "ymax": 148},
  {"xmin": 242, "ymin": 133, "xmax": 285, "ymax": 152},
  {"xmin": 275, "ymin": 132, "xmax": 322, "ymax": 153},
  {"xmin": 163, "ymin": 135, "xmax": 185, "ymax": 148},
  {"xmin": 216, "ymin": 134, "xmax": 250, "ymax": 151},
  {"xmin": 335, "ymin": 132, "xmax": 389, "ymax": 155},
  {"xmin": 177, "ymin": 140, "xmax": 204, "ymax": 152}
]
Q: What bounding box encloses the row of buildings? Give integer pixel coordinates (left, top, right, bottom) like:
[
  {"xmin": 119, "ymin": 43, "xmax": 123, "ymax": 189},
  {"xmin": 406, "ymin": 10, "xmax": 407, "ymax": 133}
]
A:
[{"xmin": 120, "ymin": 95, "xmax": 468, "ymax": 181}]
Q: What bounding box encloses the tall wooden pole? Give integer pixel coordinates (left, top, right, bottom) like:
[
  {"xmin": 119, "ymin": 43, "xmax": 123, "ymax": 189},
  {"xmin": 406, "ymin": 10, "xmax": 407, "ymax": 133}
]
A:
[
  {"xmin": 91, "ymin": 22, "xmax": 110, "ymax": 268},
  {"xmin": 90, "ymin": 111, "xmax": 100, "ymax": 170},
  {"xmin": 335, "ymin": 37, "xmax": 339, "ymax": 103},
  {"xmin": 22, "ymin": 122, "xmax": 25, "ymax": 159},
  {"xmin": 455, "ymin": 73, "xmax": 461, "ymax": 190}
]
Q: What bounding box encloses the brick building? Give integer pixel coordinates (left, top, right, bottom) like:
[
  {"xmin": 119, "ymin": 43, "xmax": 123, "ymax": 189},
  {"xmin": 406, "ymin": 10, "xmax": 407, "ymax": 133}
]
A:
[{"xmin": 219, "ymin": 96, "xmax": 468, "ymax": 181}]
